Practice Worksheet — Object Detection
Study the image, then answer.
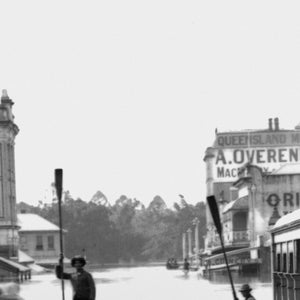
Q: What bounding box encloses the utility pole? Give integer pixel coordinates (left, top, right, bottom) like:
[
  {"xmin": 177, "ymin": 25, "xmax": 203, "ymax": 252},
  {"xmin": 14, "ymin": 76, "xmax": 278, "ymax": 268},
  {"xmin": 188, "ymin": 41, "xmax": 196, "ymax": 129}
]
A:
[{"xmin": 187, "ymin": 228, "xmax": 192, "ymax": 261}]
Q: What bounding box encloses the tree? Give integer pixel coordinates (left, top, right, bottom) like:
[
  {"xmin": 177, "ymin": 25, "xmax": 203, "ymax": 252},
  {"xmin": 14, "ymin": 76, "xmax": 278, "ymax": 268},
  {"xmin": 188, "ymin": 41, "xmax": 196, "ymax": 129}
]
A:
[
  {"xmin": 16, "ymin": 193, "xmax": 207, "ymax": 264},
  {"xmin": 110, "ymin": 195, "xmax": 145, "ymax": 262}
]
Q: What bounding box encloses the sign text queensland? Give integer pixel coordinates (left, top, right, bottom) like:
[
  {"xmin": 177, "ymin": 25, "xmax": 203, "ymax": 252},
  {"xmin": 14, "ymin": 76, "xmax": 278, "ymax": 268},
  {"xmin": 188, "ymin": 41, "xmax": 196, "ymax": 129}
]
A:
[{"xmin": 215, "ymin": 132, "xmax": 300, "ymax": 148}]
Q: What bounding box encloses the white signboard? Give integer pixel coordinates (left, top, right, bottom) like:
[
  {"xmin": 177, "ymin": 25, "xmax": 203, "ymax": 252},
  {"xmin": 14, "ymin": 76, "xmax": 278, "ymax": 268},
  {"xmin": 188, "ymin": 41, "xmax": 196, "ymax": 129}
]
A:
[
  {"xmin": 214, "ymin": 131, "xmax": 300, "ymax": 148},
  {"xmin": 213, "ymin": 146, "xmax": 300, "ymax": 182}
]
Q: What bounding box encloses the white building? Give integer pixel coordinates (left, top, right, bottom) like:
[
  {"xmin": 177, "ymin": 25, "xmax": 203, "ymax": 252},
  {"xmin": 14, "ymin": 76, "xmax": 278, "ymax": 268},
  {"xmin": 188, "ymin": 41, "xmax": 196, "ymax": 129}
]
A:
[{"xmin": 18, "ymin": 213, "xmax": 67, "ymax": 267}]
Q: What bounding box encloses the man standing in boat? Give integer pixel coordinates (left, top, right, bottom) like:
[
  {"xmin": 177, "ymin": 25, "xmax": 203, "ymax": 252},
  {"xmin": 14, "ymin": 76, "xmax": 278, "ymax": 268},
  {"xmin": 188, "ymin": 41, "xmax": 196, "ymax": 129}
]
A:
[
  {"xmin": 238, "ymin": 284, "xmax": 255, "ymax": 300},
  {"xmin": 183, "ymin": 258, "xmax": 190, "ymax": 275},
  {"xmin": 56, "ymin": 255, "xmax": 96, "ymax": 300}
]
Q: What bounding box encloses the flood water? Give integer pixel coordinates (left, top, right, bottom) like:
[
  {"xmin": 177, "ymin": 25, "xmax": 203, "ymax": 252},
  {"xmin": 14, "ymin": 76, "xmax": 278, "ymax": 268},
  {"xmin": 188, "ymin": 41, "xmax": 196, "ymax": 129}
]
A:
[{"xmin": 19, "ymin": 266, "xmax": 273, "ymax": 300}]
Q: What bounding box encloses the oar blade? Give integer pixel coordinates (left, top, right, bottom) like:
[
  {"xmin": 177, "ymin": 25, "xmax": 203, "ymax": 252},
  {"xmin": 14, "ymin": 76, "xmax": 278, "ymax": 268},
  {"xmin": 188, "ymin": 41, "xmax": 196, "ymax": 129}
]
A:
[
  {"xmin": 55, "ymin": 169, "xmax": 63, "ymax": 201},
  {"xmin": 207, "ymin": 195, "xmax": 222, "ymax": 234}
]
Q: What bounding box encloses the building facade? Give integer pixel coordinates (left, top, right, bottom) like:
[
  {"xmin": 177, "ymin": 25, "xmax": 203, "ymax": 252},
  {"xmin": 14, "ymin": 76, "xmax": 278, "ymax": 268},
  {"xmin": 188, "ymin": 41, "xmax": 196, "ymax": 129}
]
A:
[
  {"xmin": 18, "ymin": 213, "xmax": 65, "ymax": 267},
  {"xmin": 203, "ymin": 118, "xmax": 300, "ymax": 279},
  {"xmin": 0, "ymin": 90, "xmax": 19, "ymax": 259},
  {"xmin": 0, "ymin": 90, "xmax": 32, "ymax": 282}
]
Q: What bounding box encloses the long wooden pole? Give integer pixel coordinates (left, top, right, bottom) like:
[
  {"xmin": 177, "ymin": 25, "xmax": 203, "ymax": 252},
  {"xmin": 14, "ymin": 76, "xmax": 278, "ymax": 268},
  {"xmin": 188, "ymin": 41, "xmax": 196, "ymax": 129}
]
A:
[
  {"xmin": 55, "ymin": 169, "xmax": 65, "ymax": 300},
  {"xmin": 207, "ymin": 195, "xmax": 238, "ymax": 300}
]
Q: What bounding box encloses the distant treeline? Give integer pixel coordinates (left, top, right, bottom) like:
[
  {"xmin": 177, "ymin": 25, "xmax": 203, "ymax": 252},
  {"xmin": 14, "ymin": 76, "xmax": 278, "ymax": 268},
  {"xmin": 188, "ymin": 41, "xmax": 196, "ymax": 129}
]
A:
[{"xmin": 17, "ymin": 192, "xmax": 206, "ymax": 264}]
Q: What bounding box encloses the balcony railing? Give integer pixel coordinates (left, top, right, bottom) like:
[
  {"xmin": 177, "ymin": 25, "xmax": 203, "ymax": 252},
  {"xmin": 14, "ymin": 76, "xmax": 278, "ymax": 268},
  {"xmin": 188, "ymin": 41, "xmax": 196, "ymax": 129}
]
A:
[
  {"xmin": 232, "ymin": 230, "xmax": 249, "ymax": 242},
  {"xmin": 206, "ymin": 230, "xmax": 250, "ymax": 250}
]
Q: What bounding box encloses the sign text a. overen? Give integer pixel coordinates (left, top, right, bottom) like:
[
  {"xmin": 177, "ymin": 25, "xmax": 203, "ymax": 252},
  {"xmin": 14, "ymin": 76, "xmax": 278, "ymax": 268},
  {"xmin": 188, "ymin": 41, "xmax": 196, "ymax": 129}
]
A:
[{"xmin": 215, "ymin": 147, "xmax": 300, "ymax": 165}]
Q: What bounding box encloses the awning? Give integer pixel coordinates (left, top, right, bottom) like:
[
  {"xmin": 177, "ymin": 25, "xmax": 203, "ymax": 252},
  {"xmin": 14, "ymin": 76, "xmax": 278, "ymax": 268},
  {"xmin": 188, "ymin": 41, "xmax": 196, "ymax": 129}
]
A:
[
  {"xmin": 204, "ymin": 246, "xmax": 259, "ymax": 261},
  {"xmin": 223, "ymin": 196, "xmax": 248, "ymax": 213},
  {"xmin": 18, "ymin": 250, "xmax": 34, "ymax": 264},
  {"xmin": 27, "ymin": 263, "xmax": 48, "ymax": 274},
  {"xmin": 0, "ymin": 257, "xmax": 30, "ymax": 273}
]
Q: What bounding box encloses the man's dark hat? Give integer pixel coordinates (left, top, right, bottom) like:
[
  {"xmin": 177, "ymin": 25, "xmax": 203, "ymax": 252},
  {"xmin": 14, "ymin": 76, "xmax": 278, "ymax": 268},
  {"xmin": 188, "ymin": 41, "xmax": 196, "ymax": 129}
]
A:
[
  {"xmin": 239, "ymin": 284, "xmax": 252, "ymax": 292},
  {"xmin": 71, "ymin": 255, "xmax": 86, "ymax": 267}
]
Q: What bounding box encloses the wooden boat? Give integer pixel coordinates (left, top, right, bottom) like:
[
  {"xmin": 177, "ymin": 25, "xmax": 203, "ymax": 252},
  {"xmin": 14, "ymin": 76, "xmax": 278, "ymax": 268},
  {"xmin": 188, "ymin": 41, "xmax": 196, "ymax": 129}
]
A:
[
  {"xmin": 166, "ymin": 259, "xmax": 179, "ymax": 270},
  {"xmin": 166, "ymin": 263, "xmax": 179, "ymax": 270}
]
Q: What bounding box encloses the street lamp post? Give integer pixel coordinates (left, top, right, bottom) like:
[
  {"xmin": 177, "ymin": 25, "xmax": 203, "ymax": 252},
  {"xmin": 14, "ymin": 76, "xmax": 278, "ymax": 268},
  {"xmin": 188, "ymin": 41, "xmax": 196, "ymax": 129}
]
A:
[
  {"xmin": 193, "ymin": 217, "xmax": 200, "ymax": 266},
  {"xmin": 187, "ymin": 228, "xmax": 192, "ymax": 261}
]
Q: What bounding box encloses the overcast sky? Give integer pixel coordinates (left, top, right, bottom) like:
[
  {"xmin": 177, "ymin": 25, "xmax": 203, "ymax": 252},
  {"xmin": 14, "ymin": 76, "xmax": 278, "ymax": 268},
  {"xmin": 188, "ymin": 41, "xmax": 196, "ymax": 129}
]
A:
[{"xmin": 0, "ymin": 1, "xmax": 300, "ymax": 207}]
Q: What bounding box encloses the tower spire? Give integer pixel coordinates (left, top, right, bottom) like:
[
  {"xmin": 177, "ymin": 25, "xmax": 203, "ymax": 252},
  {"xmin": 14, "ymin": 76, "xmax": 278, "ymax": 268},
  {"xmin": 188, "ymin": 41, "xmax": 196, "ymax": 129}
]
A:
[{"xmin": 0, "ymin": 89, "xmax": 15, "ymax": 121}]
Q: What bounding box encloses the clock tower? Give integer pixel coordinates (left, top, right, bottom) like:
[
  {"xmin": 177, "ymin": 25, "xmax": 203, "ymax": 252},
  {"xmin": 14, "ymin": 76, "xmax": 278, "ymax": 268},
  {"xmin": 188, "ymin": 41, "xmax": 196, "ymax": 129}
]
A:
[{"xmin": 0, "ymin": 90, "xmax": 19, "ymax": 259}]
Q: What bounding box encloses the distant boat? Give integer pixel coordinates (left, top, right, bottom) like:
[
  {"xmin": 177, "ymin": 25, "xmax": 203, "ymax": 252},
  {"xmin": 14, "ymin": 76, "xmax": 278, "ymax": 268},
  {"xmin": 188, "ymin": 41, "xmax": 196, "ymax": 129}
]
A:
[
  {"xmin": 166, "ymin": 264, "xmax": 179, "ymax": 270},
  {"xmin": 166, "ymin": 259, "xmax": 179, "ymax": 270}
]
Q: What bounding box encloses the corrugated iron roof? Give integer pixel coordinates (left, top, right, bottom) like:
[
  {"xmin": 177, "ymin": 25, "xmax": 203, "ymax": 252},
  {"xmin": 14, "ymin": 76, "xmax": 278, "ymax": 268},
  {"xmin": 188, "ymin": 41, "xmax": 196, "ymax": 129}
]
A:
[
  {"xmin": 18, "ymin": 250, "xmax": 34, "ymax": 264},
  {"xmin": 222, "ymin": 196, "xmax": 248, "ymax": 213},
  {"xmin": 0, "ymin": 257, "xmax": 30, "ymax": 272},
  {"xmin": 17, "ymin": 213, "xmax": 60, "ymax": 232},
  {"xmin": 272, "ymin": 208, "xmax": 300, "ymax": 230}
]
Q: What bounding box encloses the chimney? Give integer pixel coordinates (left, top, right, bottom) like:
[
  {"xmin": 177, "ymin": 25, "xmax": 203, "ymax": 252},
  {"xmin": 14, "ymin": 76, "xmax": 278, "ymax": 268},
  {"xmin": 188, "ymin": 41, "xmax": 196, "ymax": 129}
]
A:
[
  {"xmin": 268, "ymin": 118, "xmax": 273, "ymax": 131},
  {"xmin": 274, "ymin": 117, "xmax": 279, "ymax": 131}
]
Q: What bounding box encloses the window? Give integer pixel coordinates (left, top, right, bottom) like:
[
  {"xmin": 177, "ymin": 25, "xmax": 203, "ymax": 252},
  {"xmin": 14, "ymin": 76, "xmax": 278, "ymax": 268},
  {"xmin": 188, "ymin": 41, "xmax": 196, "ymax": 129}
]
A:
[
  {"xmin": 282, "ymin": 243, "xmax": 287, "ymax": 273},
  {"xmin": 276, "ymin": 244, "xmax": 281, "ymax": 272},
  {"xmin": 36, "ymin": 235, "xmax": 43, "ymax": 250},
  {"xmin": 48, "ymin": 236, "xmax": 54, "ymax": 250},
  {"xmin": 282, "ymin": 253, "xmax": 287, "ymax": 272},
  {"xmin": 289, "ymin": 252, "xmax": 294, "ymax": 273},
  {"xmin": 296, "ymin": 240, "xmax": 300, "ymax": 273},
  {"xmin": 288, "ymin": 241, "xmax": 294, "ymax": 273}
]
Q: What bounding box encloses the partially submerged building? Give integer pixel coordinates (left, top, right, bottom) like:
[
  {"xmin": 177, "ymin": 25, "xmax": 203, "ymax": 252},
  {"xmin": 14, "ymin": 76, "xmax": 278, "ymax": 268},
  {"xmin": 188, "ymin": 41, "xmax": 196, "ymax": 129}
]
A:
[{"xmin": 203, "ymin": 118, "xmax": 300, "ymax": 280}]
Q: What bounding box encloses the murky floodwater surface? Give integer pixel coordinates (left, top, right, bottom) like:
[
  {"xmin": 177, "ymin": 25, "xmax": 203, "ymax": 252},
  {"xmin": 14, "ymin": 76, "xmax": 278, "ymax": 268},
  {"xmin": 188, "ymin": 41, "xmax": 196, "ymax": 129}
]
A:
[{"xmin": 19, "ymin": 266, "xmax": 272, "ymax": 300}]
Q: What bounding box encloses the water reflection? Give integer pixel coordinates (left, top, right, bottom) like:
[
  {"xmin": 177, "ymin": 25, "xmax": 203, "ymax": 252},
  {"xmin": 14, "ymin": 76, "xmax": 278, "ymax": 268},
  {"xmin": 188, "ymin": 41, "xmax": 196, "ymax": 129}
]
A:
[{"xmin": 19, "ymin": 266, "xmax": 272, "ymax": 300}]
